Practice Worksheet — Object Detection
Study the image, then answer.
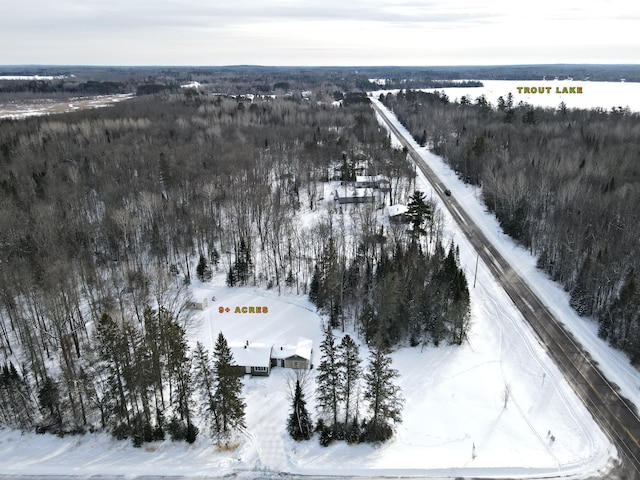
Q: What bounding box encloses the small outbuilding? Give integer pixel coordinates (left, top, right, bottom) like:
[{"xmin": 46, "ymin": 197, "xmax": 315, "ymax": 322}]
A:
[
  {"xmin": 185, "ymin": 291, "xmax": 212, "ymax": 311},
  {"xmin": 185, "ymin": 297, "xmax": 209, "ymax": 310}
]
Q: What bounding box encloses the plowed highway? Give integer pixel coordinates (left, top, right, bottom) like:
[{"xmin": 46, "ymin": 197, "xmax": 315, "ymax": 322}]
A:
[{"xmin": 371, "ymin": 98, "xmax": 640, "ymax": 480}]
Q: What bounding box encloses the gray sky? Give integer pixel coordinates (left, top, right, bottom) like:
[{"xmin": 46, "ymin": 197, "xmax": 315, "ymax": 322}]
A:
[{"xmin": 2, "ymin": 0, "xmax": 638, "ymax": 66}]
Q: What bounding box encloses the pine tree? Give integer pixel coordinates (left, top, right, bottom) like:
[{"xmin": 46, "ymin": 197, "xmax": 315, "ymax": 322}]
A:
[
  {"xmin": 196, "ymin": 253, "xmax": 212, "ymax": 282},
  {"xmin": 318, "ymin": 238, "xmax": 343, "ymax": 328},
  {"xmin": 226, "ymin": 266, "xmax": 236, "ymax": 287},
  {"xmin": 231, "ymin": 238, "xmax": 253, "ymax": 286},
  {"xmin": 315, "ymin": 326, "xmax": 341, "ymax": 428},
  {"xmin": 309, "ymin": 265, "xmax": 322, "ymax": 307},
  {"xmin": 363, "ymin": 344, "xmax": 403, "ymax": 442},
  {"xmin": 287, "ymin": 379, "xmax": 313, "ymax": 441},
  {"xmin": 0, "ymin": 362, "xmax": 34, "ymax": 429},
  {"xmin": 213, "ymin": 332, "xmax": 246, "ymax": 439},
  {"xmin": 160, "ymin": 309, "xmax": 197, "ymax": 443},
  {"xmin": 38, "ymin": 376, "xmax": 63, "ymax": 432},
  {"xmin": 192, "ymin": 342, "xmax": 219, "ymax": 437},
  {"xmin": 338, "ymin": 334, "xmax": 361, "ymax": 426},
  {"xmin": 406, "ymin": 190, "xmax": 432, "ymax": 239}
]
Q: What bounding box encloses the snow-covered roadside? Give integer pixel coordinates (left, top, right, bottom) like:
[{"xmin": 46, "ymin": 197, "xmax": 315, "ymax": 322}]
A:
[
  {"xmin": 371, "ymin": 96, "xmax": 640, "ymax": 412},
  {"xmin": 372, "ymin": 97, "xmax": 621, "ymax": 472}
]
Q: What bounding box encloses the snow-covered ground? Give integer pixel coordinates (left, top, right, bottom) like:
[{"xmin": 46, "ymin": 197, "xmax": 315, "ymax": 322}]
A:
[
  {"xmin": 0, "ymin": 98, "xmax": 629, "ymax": 479},
  {"xmin": 0, "ymin": 94, "xmax": 134, "ymax": 119},
  {"xmin": 0, "ymin": 282, "xmax": 616, "ymax": 478}
]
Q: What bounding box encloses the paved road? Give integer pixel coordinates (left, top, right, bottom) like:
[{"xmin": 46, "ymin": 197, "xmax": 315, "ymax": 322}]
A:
[{"xmin": 371, "ymin": 99, "xmax": 640, "ymax": 480}]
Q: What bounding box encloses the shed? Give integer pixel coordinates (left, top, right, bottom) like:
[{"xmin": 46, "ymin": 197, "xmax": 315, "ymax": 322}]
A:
[{"xmin": 185, "ymin": 297, "xmax": 208, "ymax": 310}]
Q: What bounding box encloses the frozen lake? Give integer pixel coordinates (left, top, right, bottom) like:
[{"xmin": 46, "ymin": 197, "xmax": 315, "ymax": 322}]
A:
[{"xmin": 374, "ymin": 79, "xmax": 640, "ymax": 112}]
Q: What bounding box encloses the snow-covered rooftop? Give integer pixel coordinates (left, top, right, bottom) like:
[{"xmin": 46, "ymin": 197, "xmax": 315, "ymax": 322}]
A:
[
  {"xmin": 229, "ymin": 342, "xmax": 272, "ymax": 367},
  {"xmin": 387, "ymin": 204, "xmax": 408, "ymax": 217},
  {"xmin": 271, "ymin": 337, "xmax": 313, "ymax": 361}
]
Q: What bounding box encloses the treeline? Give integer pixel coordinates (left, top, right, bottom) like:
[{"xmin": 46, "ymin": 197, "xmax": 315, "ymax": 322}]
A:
[
  {"xmin": 0, "ymin": 66, "xmax": 373, "ymax": 101},
  {"xmin": 2, "ymin": 303, "xmax": 246, "ymax": 447},
  {"xmin": 310, "ymin": 226, "xmax": 470, "ymax": 348},
  {"xmin": 371, "ymin": 79, "xmax": 483, "ymax": 90},
  {"xmin": 289, "ymin": 329, "xmax": 403, "ymax": 445},
  {"xmin": 382, "ymin": 89, "xmax": 640, "ymax": 363},
  {"xmin": 0, "ymin": 80, "xmax": 130, "ymax": 95},
  {"xmin": 360, "ymin": 65, "xmax": 640, "ymax": 82}
]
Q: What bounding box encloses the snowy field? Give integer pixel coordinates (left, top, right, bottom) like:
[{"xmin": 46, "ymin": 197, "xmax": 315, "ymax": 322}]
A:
[
  {"xmin": 373, "ymin": 79, "xmax": 640, "ymax": 112},
  {"xmin": 0, "ymin": 281, "xmax": 616, "ymax": 478},
  {"xmin": 0, "ymin": 94, "xmax": 134, "ymax": 119}
]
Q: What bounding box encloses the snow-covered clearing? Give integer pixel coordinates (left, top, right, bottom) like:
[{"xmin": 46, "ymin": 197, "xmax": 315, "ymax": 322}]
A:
[
  {"xmin": 0, "ymin": 279, "xmax": 615, "ymax": 478},
  {"xmin": 0, "ymin": 98, "xmax": 629, "ymax": 479},
  {"xmin": 0, "ymin": 94, "xmax": 134, "ymax": 119}
]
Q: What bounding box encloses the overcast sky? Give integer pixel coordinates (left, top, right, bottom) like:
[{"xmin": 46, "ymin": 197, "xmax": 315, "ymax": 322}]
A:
[{"xmin": 2, "ymin": 0, "xmax": 638, "ymax": 66}]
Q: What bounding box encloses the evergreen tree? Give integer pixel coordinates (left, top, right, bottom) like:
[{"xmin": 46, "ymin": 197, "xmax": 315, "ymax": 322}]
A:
[
  {"xmin": 362, "ymin": 344, "xmax": 403, "ymax": 442},
  {"xmin": 226, "ymin": 266, "xmax": 236, "ymax": 287},
  {"xmin": 287, "ymin": 379, "xmax": 313, "ymax": 441},
  {"xmin": 338, "ymin": 334, "xmax": 362, "ymax": 426},
  {"xmin": 38, "ymin": 376, "xmax": 63, "ymax": 432},
  {"xmin": 309, "ymin": 264, "xmax": 322, "ymax": 307},
  {"xmin": 315, "ymin": 326, "xmax": 341, "ymax": 428},
  {"xmin": 192, "ymin": 341, "xmax": 219, "ymax": 437},
  {"xmin": 231, "ymin": 238, "xmax": 253, "ymax": 286},
  {"xmin": 169, "ymin": 328, "xmax": 197, "ymax": 443},
  {"xmin": 0, "ymin": 362, "xmax": 34, "ymax": 429},
  {"xmin": 318, "ymin": 237, "xmax": 343, "ymax": 328},
  {"xmin": 406, "ymin": 190, "xmax": 432, "ymax": 239},
  {"xmin": 196, "ymin": 253, "xmax": 212, "ymax": 282},
  {"xmin": 213, "ymin": 332, "xmax": 246, "ymax": 438}
]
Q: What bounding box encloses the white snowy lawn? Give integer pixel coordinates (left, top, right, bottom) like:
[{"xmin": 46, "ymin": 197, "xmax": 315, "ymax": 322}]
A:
[
  {"xmin": 0, "ymin": 96, "xmax": 631, "ymax": 479},
  {"xmin": 0, "ymin": 278, "xmax": 615, "ymax": 478}
]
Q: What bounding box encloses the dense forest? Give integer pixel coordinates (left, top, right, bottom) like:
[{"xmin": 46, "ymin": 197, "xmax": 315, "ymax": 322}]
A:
[
  {"xmin": 0, "ymin": 85, "xmax": 469, "ymax": 440},
  {"xmin": 382, "ymin": 89, "xmax": 640, "ymax": 362}
]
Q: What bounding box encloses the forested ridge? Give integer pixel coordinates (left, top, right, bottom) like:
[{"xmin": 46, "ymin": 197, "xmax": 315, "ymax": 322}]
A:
[
  {"xmin": 0, "ymin": 88, "xmax": 469, "ymax": 441},
  {"xmin": 382, "ymin": 89, "xmax": 640, "ymax": 362}
]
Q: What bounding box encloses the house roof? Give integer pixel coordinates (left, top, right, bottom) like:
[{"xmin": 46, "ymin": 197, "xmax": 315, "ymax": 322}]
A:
[
  {"xmin": 355, "ymin": 174, "xmax": 387, "ymax": 183},
  {"xmin": 272, "ymin": 337, "xmax": 313, "ymax": 361},
  {"xmin": 388, "ymin": 204, "xmax": 408, "ymax": 217},
  {"xmin": 229, "ymin": 342, "xmax": 272, "ymax": 368},
  {"xmin": 335, "ymin": 187, "xmax": 375, "ymax": 199}
]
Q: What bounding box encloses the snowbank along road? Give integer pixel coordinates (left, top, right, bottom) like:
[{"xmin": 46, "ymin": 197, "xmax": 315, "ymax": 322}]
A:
[{"xmin": 371, "ymin": 98, "xmax": 640, "ymax": 480}]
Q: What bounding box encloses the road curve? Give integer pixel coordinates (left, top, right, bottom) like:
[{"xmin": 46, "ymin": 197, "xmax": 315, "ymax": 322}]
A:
[{"xmin": 371, "ymin": 98, "xmax": 640, "ymax": 480}]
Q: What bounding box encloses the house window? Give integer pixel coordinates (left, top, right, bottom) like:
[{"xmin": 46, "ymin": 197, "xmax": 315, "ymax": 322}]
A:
[
  {"xmin": 254, "ymin": 366, "xmax": 268, "ymax": 372},
  {"xmin": 293, "ymin": 361, "xmax": 299, "ymax": 367}
]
